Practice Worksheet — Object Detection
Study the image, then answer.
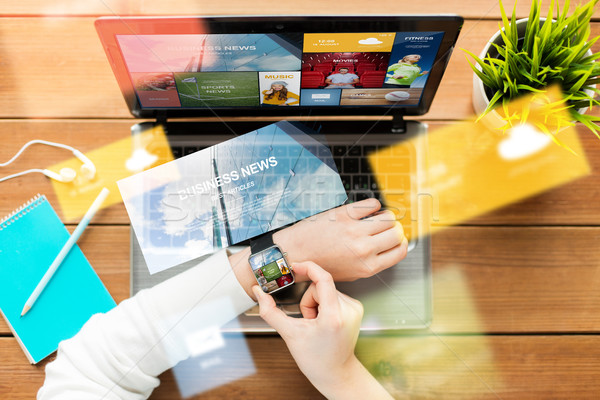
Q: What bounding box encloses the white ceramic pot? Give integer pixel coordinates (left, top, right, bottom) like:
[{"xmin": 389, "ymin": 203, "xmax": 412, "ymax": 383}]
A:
[
  {"xmin": 472, "ymin": 18, "xmax": 594, "ymax": 129},
  {"xmin": 472, "ymin": 18, "xmax": 530, "ymax": 130}
]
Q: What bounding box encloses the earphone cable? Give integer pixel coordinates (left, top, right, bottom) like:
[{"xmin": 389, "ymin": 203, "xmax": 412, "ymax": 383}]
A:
[
  {"xmin": 0, "ymin": 140, "xmax": 75, "ymax": 167},
  {"xmin": 0, "ymin": 169, "xmax": 47, "ymax": 183}
]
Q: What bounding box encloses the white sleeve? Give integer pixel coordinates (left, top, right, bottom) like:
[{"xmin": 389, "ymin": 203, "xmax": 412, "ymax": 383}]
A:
[{"xmin": 37, "ymin": 249, "xmax": 256, "ymax": 400}]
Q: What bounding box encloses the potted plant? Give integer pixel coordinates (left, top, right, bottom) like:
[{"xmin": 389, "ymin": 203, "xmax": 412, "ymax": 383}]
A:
[{"xmin": 464, "ymin": 0, "xmax": 600, "ymax": 137}]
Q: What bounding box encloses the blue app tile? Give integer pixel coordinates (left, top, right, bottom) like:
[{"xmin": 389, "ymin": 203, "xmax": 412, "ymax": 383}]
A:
[{"xmin": 300, "ymin": 89, "xmax": 341, "ymax": 106}]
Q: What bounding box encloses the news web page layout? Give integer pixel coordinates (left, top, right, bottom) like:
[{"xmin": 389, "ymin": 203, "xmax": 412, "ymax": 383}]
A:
[{"xmin": 115, "ymin": 31, "xmax": 444, "ymax": 109}]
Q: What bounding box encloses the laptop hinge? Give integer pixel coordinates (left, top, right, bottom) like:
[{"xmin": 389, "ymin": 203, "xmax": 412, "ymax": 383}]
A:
[
  {"xmin": 155, "ymin": 111, "xmax": 168, "ymax": 126},
  {"xmin": 391, "ymin": 113, "xmax": 407, "ymax": 134}
]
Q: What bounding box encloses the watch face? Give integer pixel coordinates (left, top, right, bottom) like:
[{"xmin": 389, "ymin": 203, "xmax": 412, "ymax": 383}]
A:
[{"xmin": 249, "ymin": 245, "xmax": 294, "ymax": 294}]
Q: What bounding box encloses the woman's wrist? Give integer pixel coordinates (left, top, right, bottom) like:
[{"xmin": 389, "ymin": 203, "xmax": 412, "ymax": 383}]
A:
[
  {"xmin": 273, "ymin": 224, "xmax": 306, "ymax": 266},
  {"xmin": 313, "ymin": 356, "xmax": 393, "ymax": 400},
  {"xmin": 227, "ymin": 246, "xmax": 256, "ymax": 301},
  {"xmin": 309, "ymin": 356, "xmax": 362, "ymax": 398}
]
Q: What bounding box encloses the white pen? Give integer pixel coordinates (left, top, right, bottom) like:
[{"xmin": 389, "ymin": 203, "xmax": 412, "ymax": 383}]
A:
[{"xmin": 20, "ymin": 188, "xmax": 110, "ymax": 317}]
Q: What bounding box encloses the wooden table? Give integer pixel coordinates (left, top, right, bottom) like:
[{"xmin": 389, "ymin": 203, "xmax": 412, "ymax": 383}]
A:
[{"xmin": 1, "ymin": 2, "xmax": 599, "ymax": 398}]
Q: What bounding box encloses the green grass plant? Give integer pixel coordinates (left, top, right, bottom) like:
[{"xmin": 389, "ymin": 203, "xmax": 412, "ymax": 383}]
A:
[{"xmin": 464, "ymin": 0, "xmax": 600, "ymax": 137}]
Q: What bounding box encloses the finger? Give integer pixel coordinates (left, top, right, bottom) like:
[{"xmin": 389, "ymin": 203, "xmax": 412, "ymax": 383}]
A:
[
  {"xmin": 370, "ymin": 221, "xmax": 405, "ymax": 254},
  {"xmin": 362, "ymin": 209, "xmax": 398, "ymax": 235},
  {"xmin": 374, "ymin": 238, "xmax": 409, "ymax": 271},
  {"xmin": 344, "ymin": 198, "xmax": 381, "ymax": 220},
  {"xmin": 293, "ymin": 261, "xmax": 340, "ymax": 317},
  {"xmin": 288, "ymin": 261, "xmax": 309, "ymax": 283},
  {"xmin": 337, "ymin": 292, "xmax": 364, "ymax": 320},
  {"xmin": 302, "ymin": 283, "xmax": 359, "ymax": 325},
  {"xmin": 337, "ymin": 291, "xmax": 363, "ymax": 313},
  {"xmin": 299, "ymin": 283, "xmax": 319, "ymax": 319},
  {"xmin": 252, "ymin": 286, "xmax": 293, "ymax": 335}
]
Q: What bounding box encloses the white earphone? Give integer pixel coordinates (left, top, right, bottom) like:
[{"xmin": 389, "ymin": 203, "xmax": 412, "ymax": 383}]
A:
[{"xmin": 0, "ymin": 140, "xmax": 97, "ymax": 183}]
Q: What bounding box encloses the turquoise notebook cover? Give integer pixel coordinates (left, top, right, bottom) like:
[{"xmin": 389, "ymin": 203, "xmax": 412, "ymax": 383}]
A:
[{"xmin": 0, "ymin": 195, "xmax": 116, "ymax": 363}]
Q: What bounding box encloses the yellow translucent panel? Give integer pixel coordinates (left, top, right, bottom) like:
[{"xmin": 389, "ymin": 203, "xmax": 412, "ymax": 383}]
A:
[
  {"xmin": 50, "ymin": 124, "xmax": 173, "ymax": 221},
  {"xmin": 356, "ymin": 267, "xmax": 502, "ymax": 398},
  {"xmin": 369, "ymin": 86, "xmax": 591, "ymax": 237}
]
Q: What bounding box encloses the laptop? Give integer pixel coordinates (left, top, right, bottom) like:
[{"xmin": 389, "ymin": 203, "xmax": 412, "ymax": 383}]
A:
[{"xmin": 95, "ymin": 15, "xmax": 463, "ymax": 332}]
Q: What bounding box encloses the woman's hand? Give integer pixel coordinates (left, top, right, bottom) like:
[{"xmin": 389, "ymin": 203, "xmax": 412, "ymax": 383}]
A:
[
  {"xmin": 229, "ymin": 198, "xmax": 407, "ymax": 300},
  {"xmin": 253, "ymin": 261, "xmax": 393, "ymax": 400},
  {"xmin": 275, "ymin": 198, "xmax": 407, "ymax": 281}
]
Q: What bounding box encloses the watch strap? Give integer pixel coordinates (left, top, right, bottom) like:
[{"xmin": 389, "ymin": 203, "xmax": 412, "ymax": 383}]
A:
[{"xmin": 250, "ymin": 232, "xmax": 275, "ymax": 253}]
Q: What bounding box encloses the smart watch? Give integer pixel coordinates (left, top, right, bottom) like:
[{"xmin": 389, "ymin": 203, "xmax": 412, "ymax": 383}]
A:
[{"xmin": 249, "ymin": 232, "xmax": 295, "ymax": 294}]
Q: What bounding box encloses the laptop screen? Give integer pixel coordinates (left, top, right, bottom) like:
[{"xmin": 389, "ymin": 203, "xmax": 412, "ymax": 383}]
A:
[{"xmin": 96, "ymin": 16, "xmax": 463, "ymax": 118}]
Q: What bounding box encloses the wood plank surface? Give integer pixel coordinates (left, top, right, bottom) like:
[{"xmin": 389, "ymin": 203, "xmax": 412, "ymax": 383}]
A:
[
  {"xmin": 2, "ymin": 120, "xmax": 599, "ymax": 226},
  {"xmin": 2, "ymin": 3, "xmax": 600, "ymax": 399},
  {"xmin": 431, "ymin": 226, "xmax": 600, "ymax": 333},
  {"xmin": 2, "ymin": 225, "xmax": 599, "ymax": 335},
  {"xmin": 2, "ymin": 0, "xmax": 599, "ymax": 20},
  {"xmin": 2, "ymin": 335, "xmax": 599, "ymax": 399},
  {"xmin": 0, "ymin": 18, "xmax": 598, "ymax": 119}
]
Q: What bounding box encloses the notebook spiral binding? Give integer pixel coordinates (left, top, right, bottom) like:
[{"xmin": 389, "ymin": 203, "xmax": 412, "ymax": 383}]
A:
[{"xmin": 0, "ymin": 194, "xmax": 44, "ymax": 230}]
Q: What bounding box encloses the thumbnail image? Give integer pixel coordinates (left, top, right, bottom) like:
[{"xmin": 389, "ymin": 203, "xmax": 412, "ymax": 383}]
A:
[
  {"xmin": 117, "ymin": 33, "xmax": 302, "ymax": 73},
  {"xmin": 254, "ymin": 269, "xmax": 268, "ymax": 286},
  {"xmin": 133, "ymin": 72, "xmax": 177, "ymax": 91},
  {"xmin": 276, "ymin": 258, "xmax": 290, "ymax": 274},
  {"xmin": 301, "ymin": 52, "xmax": 390, "ymax": 89},
  {"xmin": 302, "ymin": 52, "xmax": 390, "ymax": 76},
  {"xmin": 259, "ymin": 71, "xmax": 301, "ymax": 106},
  {"xmin": 339, "ymin": 88, "xmax": 421, "ymax": 106},
  {"xmin": 261, "ymin": 261, "xmax": 283, "ymax": 282},
  {"xmin": 174, "ymin": 72, "xmax": 259, "ymax": 107},
  {"xmin": 323, "ymin": 67, "xmax": 359, "ymax": 89},
  {"xmin": 383, "ymin": 32, "xmax": 444, "ymax": 88},
  {"xmin": 261, "ymin": 281, "xmax": 279, "ymax": 292},
  {"xmin": 385, "ymin": 55, "xmax": 428, "ymax": 87},
  {"xmin": 276, "ymin": 274, "xmax": 293, "ymax": 287},
  {"xmin": 131, "ymin": 72, "xmax": 181, "ymax": 107}
]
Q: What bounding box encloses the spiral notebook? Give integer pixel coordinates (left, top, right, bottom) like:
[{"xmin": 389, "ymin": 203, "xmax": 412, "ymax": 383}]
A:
[{"xmin": 0, "ymin": 195, "xmax": 116, "ymax": 364}]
